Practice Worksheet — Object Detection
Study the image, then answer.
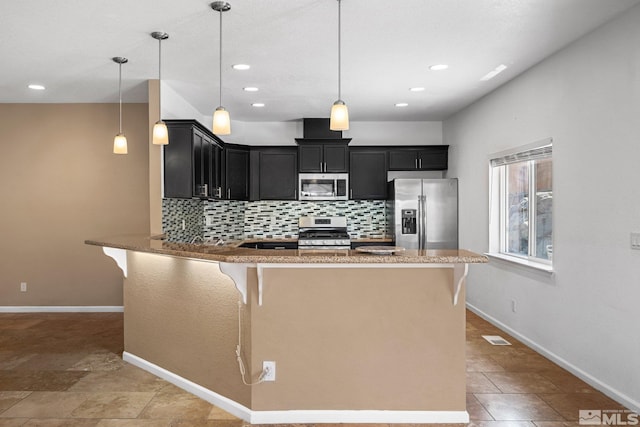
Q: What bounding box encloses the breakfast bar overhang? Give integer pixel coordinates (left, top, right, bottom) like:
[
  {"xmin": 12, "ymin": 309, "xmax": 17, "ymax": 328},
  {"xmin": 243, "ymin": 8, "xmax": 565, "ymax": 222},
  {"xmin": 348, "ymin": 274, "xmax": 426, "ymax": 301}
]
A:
[{"xmin": 86, "ymin": 235, "xmax": 487, "ymax": 424}]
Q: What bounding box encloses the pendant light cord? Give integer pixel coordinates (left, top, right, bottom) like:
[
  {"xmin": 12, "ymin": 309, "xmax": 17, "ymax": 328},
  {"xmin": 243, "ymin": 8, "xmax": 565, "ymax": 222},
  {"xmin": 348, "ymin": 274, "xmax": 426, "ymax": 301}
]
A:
[
  {"xmin": 158, "ymin": 38, "xmax": 162, "ymax": 120},
  {"xmin": 219, "ymin": 9, "xmax": 223, "ymax": 107},
  {"xmin": 337, "ymin": 0, "xmax": 342, "ymax": 101},
  {"xmin": 118, "ymin": 62, "xmax": 123, "ymax": 134}
]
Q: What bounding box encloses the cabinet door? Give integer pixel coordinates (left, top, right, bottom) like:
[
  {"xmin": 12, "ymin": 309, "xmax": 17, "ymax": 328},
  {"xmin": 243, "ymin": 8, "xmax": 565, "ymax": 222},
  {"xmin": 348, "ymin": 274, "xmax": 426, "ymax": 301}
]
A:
[
  {"xmin": 298, "ymin": 144, "xmax": 323, "ymax": 172},
  {"xmin": 164, "ymin": 124, "xmax": 194, "ymax": 198},
  {"xmin": 324, "ymin": 144, "xmax": 349, "ymax": 172},
  {"xmin": 194, "ymin": 129, "xmax": 210, "ymax": 198},
  {"xmin": 258, "ymin": 148, "xmax": 298, "ymax": 200},
  {"xmin": 388, "ymin": 149, "xmax": 418, "ymax": 170},
  {"xmin": 417, "ymin": 146, "xmax": 448, "ymax": 170},
  {"xmin": 207, "ymin": 141, "xmax": 223, "ymax": 199},
  {"xmin": 225, "ymin": 148, "xmax": 249, "ymax": 200},
  {"xmin": 350, "ymin": 149, "xmax": 388, "ymax": 200}
]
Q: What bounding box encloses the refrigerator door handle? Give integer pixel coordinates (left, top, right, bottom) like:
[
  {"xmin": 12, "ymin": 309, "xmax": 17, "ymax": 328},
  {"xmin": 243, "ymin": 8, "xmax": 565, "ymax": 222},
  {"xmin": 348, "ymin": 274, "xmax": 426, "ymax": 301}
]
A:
[
  {"xmin": 417, "ymin": 196, "xmax": 422, "ymax": 249},
  {"xmin": 422, "ymin": 195, "xmax": 427, "ymax": 250}
]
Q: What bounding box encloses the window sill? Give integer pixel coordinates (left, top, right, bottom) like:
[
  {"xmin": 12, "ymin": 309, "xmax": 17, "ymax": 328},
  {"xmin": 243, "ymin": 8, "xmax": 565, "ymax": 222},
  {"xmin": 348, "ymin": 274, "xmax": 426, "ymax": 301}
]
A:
[{"xmin": 485, "ymin": 252, "xmax": 554, "ymax": 275}]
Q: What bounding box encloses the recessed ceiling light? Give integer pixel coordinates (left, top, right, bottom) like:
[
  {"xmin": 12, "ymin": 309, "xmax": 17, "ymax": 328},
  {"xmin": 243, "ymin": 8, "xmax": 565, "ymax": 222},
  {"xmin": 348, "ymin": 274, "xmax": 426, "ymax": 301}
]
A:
[
  {"xmin": 409, "ymin": 87, "xmax": 425, "ymax": 92},
  {"xmin": 243, "ymin": 87, "xmax": 259, "ymax": 92},
  {"xmin": 395, "ymin": 103, "xmax": 409, "ymax": 107},
  {"xmin": 232, "ymin": 64, "xmax": 250, "ymax": 70},
  {"xmin": 252, "ymin": 103, "xmax": 265, "ymax": 107},
  {"xmin": 480, "ymin": 64, "xmax": 508, "ymax": 81},
  {"xmin": 28, "ymin": 84, "xmax": 45, "ymax": 90},
  {"xmin": 429, "ymin": 64, "xmax": 449, "ymax": 71}
]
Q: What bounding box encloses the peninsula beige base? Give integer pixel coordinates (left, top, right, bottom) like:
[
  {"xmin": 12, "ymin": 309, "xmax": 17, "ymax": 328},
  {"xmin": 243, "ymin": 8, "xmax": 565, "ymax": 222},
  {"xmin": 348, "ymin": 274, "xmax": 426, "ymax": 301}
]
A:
[{"xmin": 121, "ymin": 251, "xmax": 468, "ymax": 423}]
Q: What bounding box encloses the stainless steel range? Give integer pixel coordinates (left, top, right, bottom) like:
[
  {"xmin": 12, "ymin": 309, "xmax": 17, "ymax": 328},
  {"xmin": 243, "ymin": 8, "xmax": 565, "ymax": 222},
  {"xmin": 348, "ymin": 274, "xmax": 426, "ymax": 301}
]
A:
[{"xmin": 297, "ymin": 216, "xmax": 351, "ymax": 250}]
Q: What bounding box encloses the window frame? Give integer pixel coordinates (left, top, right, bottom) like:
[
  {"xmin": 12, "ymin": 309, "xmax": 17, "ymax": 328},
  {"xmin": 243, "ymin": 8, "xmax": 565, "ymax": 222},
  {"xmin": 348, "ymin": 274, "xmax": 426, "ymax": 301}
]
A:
[{"xmin": 488, "ymin": 138, "xmax": 553, "ymax": 273}]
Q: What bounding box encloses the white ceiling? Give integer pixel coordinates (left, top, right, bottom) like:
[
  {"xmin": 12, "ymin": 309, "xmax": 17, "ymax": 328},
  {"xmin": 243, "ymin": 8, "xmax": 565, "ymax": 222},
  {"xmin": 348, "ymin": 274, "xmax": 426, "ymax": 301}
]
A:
[{"xmin": 2, "ymin": 0, "xmax": 639, "ymax": 122}]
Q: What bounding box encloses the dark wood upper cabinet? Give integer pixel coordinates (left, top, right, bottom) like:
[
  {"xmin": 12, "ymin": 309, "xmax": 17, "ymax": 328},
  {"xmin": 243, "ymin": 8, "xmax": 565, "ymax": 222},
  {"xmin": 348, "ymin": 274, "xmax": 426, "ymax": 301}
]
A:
[
  {"xmin": 250, "ymin": 147, "xmax": 298, "ymax": 200},
  {"xmin": 164, "ymin": 120, "xmax": 223, "ymax": 199},
  {"xmin": 349, "ymin": 148, "xmax": 388, "ymax": 200},
  {"xmin": 223, "ymin": 146, "xmax": 249, "ymax": 200},
  {"xmin": 388, "ymin": 145, "xmax": 449, "ymax": 171},
  {"xmin": 297, "ymin": 141, "xmax": 349, "ymax": 173},
  {"xmin": 164, "ymin": 118, "xmax": 448, "ymax": 203}
]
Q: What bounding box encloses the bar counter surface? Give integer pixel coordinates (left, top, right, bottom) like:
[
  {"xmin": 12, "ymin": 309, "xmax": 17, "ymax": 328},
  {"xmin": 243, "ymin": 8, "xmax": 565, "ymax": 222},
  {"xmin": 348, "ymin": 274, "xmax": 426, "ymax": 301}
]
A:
[
  {"xmin": 85, "ymin": 234, "xmax": 488, "ymax": 264},
  {"xmin": 86, "ymin": 234, "xmax": 487, "ymax": 425}
]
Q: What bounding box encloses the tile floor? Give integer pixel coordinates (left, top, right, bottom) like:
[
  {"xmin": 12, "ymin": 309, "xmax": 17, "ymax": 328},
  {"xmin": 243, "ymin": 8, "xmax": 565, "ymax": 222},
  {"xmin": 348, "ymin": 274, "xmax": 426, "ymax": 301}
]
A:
[{"xmin": 0, "ymin": 310, "xmax": 631, "ymax": 426}]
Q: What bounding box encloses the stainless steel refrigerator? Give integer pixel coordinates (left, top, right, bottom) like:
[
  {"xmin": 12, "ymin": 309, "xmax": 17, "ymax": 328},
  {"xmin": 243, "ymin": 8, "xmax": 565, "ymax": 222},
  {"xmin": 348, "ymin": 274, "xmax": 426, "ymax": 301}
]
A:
[{"xmin": 389, "ymin": 179, "xmax": 458, "ymax": 249}]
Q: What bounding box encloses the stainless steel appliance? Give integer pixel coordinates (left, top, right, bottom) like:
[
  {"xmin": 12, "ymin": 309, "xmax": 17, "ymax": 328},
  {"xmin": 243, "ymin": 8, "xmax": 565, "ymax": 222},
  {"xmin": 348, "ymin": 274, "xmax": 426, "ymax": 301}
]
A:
[
  {"xmin": 298, "ymin": 173, "xmax": 348, "ymax": 201},
  {"xmin": 297, "ymin": 216, "xmax": 351, "ymax": 250},
  {"xmin": 389, "ymin": 179, "xmax": 458, "ymax": 250}
]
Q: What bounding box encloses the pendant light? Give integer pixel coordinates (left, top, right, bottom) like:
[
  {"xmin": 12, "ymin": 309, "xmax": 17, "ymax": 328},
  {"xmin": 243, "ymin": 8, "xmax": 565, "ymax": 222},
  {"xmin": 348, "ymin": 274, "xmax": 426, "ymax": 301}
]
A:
[
  {"xmin": 330, "ymin": 0, "xmax": 349, "ymax": 131},
  {"xmin": 211, "ymin": 1, "xmax": 231, "ymax": 135},
  {"xmin": 151, "ymin": 31, "xmax": 169, "ymax": 145},
  {"xmin": 112, "ymin": 57, "xmax": 128, "ymax": 155}
]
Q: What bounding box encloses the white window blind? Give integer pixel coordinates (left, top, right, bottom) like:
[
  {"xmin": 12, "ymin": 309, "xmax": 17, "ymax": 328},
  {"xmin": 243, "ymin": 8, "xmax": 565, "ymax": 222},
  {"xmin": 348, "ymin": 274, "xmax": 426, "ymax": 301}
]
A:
[{"xmin": 490, "ymin": 143, "xmax": 552, "ymax": 167}]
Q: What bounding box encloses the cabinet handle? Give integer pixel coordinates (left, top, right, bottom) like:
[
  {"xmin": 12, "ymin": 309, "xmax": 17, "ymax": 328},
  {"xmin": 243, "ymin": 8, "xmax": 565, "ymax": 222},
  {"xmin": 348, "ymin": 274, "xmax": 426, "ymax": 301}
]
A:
[
  {"xmin": 203, "ymin": 184, "xmax": 208, "ymax": 196},
  {"xmin": 415, "ymin": 158, "xmax": 418, "ymax": 169},
  {"xmin": 324, "ymin": 162, "xmax": 327, "ymax": 172},
  {"xmin": 215, "ymin": 187, "xmax": 222, "ymax": 198},
  {"xmin": 419, "ymin": 158, "xmax": 422, "ymax": 169},
  {"xmin": 227, "ymin": 188, "xmax": 231, "ymax": 199},
  {"xmin": 350, "ymin": 189, "xmax": 353, "ymax": 199}
]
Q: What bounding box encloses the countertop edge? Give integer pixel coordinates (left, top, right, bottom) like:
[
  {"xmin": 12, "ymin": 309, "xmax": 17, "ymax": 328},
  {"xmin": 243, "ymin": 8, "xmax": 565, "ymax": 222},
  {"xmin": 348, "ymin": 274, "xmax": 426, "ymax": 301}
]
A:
[{"xmin": 85, "ymin": 236, "xmax": 489, "ymax": 265}]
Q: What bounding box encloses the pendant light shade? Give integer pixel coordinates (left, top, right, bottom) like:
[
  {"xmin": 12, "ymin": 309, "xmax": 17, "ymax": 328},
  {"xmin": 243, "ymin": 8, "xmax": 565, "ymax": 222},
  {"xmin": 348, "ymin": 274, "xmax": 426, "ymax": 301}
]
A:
[
  {"xmin": 330, "ymin": 0, "xmax": 349, "ymax": 131},
  {"xmin": 112, "ymin": 57, "xmax": 128, "ymax": 154},
  {"xmin": 213, "ymin": 106, "xmax": 231, "ymax": 135},
  {"xmin": 151, "ymin": 31, "xmax": 169, "ymax": 145},
  {"xmin": 211, "ymin": 1, "xmax": 231, "ymax": 135},
  {"xmin": 113, "ymin": 133, "xmax": 128, "ymax": 154},
  {"xmin": 330, "ymin": 100, "xmax": 349, "ymax": 131}
]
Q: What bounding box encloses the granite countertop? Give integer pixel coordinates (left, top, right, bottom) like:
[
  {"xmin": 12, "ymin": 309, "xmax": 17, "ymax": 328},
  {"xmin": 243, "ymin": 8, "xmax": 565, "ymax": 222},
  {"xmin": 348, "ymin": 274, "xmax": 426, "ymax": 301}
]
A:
[{"xmin": 85, "ymin": 235, "xmax": 488, "ymax": 264}]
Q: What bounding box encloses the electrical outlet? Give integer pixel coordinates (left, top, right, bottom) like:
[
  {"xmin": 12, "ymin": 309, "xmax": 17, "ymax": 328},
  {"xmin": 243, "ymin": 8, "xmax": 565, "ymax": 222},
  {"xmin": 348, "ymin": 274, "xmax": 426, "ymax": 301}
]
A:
[
  {"xmin": 511, "ymin": 299, "xmax": 517, "ymax": 313},
  {"xmin": 20, "ymin": 282, "xmax": 27, "ymax": 292},
  {"xmin": 631, "ymin": 232, "xmax": 640, "ymax": 250},
  {"xmin": 262, "ymin": 361, "xmax": 276, "ymax": 381}
]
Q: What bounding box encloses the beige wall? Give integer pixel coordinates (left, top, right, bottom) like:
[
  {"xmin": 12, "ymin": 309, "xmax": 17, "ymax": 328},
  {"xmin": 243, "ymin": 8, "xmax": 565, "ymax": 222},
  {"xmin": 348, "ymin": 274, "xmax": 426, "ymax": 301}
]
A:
[
  {"xmin": 123, "ymin": 252, "xmax": 251, "ymax": 407},
  {"xmin": 0, "ymin": 103, "xmax": 150, "ymax": 306}
]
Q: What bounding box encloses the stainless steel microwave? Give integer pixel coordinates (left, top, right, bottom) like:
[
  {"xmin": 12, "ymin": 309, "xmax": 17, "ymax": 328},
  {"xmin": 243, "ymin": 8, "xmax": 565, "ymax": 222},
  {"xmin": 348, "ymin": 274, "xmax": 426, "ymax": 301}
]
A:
[{"xmin": 298, "ymin": 173, "xmax": 349, "ymax": 201}]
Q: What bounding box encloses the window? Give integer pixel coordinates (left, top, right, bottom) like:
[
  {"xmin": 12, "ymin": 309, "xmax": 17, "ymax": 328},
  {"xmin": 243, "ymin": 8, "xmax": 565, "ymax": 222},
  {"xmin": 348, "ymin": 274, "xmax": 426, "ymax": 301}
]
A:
[{"xmin": 489, "ymin": 139, "xmax": 553, "ymax": 269}]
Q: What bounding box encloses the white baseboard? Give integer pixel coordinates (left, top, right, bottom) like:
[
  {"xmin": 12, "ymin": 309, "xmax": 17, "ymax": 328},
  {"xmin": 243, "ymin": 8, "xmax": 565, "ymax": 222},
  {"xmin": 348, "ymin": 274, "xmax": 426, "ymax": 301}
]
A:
[
  {"xmin": 0, "ymin": 306, "xmax": 124, "ymax": 313},
  {"xmin": 466, "ymin": 303, "xmax": 640, "ymax": 414},
  {"xmin": 123, "ymin": 351, "xmax": 469, "ymax": 424}
]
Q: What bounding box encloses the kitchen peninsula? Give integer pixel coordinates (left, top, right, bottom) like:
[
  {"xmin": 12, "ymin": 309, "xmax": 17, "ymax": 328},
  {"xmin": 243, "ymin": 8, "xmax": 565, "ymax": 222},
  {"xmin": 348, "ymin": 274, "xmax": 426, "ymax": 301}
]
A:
[{"xmin": 86, "ymin": 235, "xmax": 487, "ymax": 424}]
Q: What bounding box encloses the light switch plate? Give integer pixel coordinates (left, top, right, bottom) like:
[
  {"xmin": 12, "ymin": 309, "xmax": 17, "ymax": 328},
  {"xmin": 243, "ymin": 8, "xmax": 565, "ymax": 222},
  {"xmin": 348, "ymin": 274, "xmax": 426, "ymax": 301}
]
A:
[{"xmin": 631, "ymin": 232, "xmax": 640, "ymax": 250}]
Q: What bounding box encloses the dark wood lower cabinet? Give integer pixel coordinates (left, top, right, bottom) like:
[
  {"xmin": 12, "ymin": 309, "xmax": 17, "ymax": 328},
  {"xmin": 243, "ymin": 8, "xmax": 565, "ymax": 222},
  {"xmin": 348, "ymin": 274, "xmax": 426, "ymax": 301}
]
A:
[{"xmin": 351, "ymin": 241, "xmax": 395, "ymax": 249}]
